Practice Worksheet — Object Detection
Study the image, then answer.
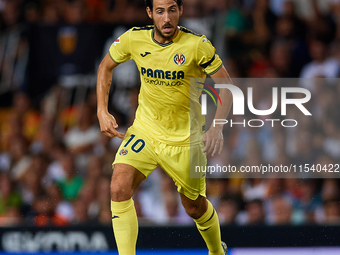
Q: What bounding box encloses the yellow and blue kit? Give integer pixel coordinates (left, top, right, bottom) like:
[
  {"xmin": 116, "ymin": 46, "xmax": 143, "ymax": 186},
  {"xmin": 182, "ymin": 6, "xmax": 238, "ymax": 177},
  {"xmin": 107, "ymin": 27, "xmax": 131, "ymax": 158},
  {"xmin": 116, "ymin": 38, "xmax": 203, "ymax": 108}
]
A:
[{"xmin": 109, "ymin": 25, "xmax": 222, "ymax": 199}]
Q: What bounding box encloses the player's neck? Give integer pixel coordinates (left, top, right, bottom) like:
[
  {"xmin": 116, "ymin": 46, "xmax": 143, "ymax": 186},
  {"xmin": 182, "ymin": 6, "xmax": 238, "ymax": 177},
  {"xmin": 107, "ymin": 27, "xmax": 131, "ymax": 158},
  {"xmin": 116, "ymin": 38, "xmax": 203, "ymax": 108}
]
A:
[{"xmin": 153, "ymin": 26, "xmax": 180, "ymax": 44}]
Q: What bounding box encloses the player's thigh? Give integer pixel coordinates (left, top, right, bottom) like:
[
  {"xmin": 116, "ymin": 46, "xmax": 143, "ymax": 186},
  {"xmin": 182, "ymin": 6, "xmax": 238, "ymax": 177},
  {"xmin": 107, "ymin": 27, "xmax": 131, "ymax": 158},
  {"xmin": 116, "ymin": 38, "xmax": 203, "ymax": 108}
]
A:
[
  {"xmin": 110, "ymin": 163, "xmax": 145, "ymax": 201},
  {"xmin": 112, "ymin": 126, "xmax": 158, "ymax": 201},
  {"xmin": 159, "ymin": 142, "xmax": 207, "ymax": 201}
]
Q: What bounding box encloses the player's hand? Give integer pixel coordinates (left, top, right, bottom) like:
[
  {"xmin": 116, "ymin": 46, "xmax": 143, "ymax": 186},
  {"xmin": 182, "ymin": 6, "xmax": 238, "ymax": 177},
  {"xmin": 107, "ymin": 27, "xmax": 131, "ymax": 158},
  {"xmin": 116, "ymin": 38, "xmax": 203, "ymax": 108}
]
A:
[
  {"xmin": 203, "ymin": 126, "xmax": 223, "ymax": 156},
  {"xmin": 97, "ymin": 111, "xmax": 125, "ymax": 139}
]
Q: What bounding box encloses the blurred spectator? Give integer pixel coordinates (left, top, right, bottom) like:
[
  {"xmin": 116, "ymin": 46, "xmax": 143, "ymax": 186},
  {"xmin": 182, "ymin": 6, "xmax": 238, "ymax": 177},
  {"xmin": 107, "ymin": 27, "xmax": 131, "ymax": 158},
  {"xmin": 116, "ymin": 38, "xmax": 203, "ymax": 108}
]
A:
[
  {"xmin": 27, "ymin": 188, "xmax": 68, "ymax": 227},
  {"xmin": 28, "ymin": 194, "xmax": 53, "ymax": 226},
  {"xmin": 322, "ymin": 199, "xmax": 340, "ymax": 225},
  {"xmin": 0, "ymin": 206, "xmax": 22, "ymax": 226},
  {"xmin": 246, "ymin": 0, "xmax": 277, "ymax": 48},
  {"xmin": 269, "ymin": 40, "xmax": 292, "ymax": 77},
  {"xmin": 0, "ymin": 92, "xmax": 40, "ymax": 151},
  {"xmin": 23, "ymin": 1, "xmax": 40, "ymax": 24},
  {"xmin": 270, "ymin": 195, "xmax": 293, "ymax": 225},
  {"xmin": 163, "ymin": 191, "xmax": 181, "ymax": 223},
  {"xmin": 78, "ymin": 182, "xmax": 97, "ymax": 219},
  {"xmin": 217, "ymin": 195, "xmax": 241, "ymax": 225},
  {"xmin": 300, "ymin": 38, "xmax": 340, "ymax": 92},
  {"xmin": 64, "ymin": 103, "xmax": 100, "ymax": 172},
  {"xmin": 85, "ymin": 156, "xmax": 103, "ymax": 184},
  {"xmin": 291, "ymin": 180, "xmax": 322, "ymax": 224},
  {"xmin": 19, "ymin": 168, "xmax": 42, "ymax": 206},
  {"xmin": 63, "ymin": 0, "xmax": 84, "ymax": 24},
  {"xmin": 42, "ymin": 141, "xmax": 67, "ymax": 186},
  {"xmin": 94, "ymin": 175, "xmax": 111, "ymax": 210},
  {"xmin": 0, "ymin": 173, "xmax": 21, "ymax": 218},
  {"xmin": 57, "ymin": 154, "xmax": 84, "ymax": 201},
  {"xmin": 290, "ymin": 131, "xmax": 319, "ymax": 166},
  {"xmin": 93, "ymin": 134, "xmax": 117, "ymax": 175},
  {"xmin": 281, "ymin": 1, "xmax": 306, "ymax": 36},
  {"xmin": 97, "ymin": 203, "xmax": 112, "ymax": 225},
  {"xmin": 83, "ymin": 0, "xmax": 106, "ymax": 23},
  {"xmin": 72, "ymin": 198, "xmax": 89, "ymax": 224},
  {"xmin": 41, "ymin": 2, "xmax": 59, "ymax": 24},
  {"xmin": 321, "ymin": 179, "xmax": 340, "ymax": 201},
  {"xmin": 206, "ymin": 179, "xmax": 229, "ymax": 207},
  {"xmin": 322, "ymin": 119, "xmax": 340, "ymax": 159},
  {"xmin": 269, "ymin": 195, "xmax": 305, "ymax": 225},
  {"xmin": 1, "ymin": 0, "xmax": 20, "ymax": 30},
  {"xmin": 45, "ymin": 184, "xmax": 74, "ymax": 225},
  {"xmin": 274, "ymin": 15, "xmax": 310, "ymax": 76},
  {"xmin": 243, "ymin": 199, "xmax": 266, "ymax": 225},
  {"xmin": 242, "ymin": 178, "xmax": 267, "ymax": 202},
  {"xmin": 8, "ymin": 137, "xmax": 31, "ymax": 181}
]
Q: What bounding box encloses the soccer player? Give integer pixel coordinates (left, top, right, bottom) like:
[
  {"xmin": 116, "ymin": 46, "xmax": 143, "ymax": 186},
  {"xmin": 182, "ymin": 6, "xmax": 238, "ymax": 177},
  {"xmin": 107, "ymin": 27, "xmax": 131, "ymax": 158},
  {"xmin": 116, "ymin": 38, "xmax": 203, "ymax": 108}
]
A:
[{"xmin": 96, "ymin": 0, "xmax": 232, "ymax": 254}]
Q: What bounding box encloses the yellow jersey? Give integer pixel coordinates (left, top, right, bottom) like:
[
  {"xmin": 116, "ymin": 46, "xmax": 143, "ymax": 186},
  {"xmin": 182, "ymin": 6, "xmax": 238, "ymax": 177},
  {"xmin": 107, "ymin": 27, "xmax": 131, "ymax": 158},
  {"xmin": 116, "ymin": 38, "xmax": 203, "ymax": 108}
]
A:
[{"xmin": 109, "ymin": 25, "xmax": 222, "ymax": 145}]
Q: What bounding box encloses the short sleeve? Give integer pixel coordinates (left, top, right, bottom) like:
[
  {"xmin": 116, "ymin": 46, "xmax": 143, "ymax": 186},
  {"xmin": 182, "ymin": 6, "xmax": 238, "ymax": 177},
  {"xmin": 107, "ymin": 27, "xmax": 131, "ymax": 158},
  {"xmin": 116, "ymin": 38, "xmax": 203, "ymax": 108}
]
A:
[
  {"xmin": 109, "ymin": 30, "xmax": 132, "ymax": 64},
  {"xmin": 196, "ymin": 36, "xmax": 223, "ymax": 75}
]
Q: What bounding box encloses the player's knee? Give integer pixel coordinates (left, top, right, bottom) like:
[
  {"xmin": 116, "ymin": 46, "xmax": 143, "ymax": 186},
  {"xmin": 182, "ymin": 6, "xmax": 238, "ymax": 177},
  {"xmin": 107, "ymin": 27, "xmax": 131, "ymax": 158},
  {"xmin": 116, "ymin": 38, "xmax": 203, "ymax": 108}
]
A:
[
  {"xmin": 182, "ymin": 195, "xmax": 207, "ymax": 219},
  {"xmin": 184, "ymin": 204, "xmax": 201, "ymax": 219},
  {"xmin": 110, "ymin": 180, "xmax": 133, "ymax": 202}
]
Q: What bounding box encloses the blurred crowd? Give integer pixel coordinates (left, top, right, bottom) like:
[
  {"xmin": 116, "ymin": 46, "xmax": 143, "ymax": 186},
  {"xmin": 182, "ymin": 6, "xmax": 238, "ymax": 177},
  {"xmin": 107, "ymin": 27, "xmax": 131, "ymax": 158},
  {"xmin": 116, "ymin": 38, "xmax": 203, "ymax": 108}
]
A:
[
  {"xmin": 0, "ymin": 0, "xmax": 340, "ymax": 227},
  {"xmin": 0, "ymin": 0, "xmax": 148, "ymax": 27}
]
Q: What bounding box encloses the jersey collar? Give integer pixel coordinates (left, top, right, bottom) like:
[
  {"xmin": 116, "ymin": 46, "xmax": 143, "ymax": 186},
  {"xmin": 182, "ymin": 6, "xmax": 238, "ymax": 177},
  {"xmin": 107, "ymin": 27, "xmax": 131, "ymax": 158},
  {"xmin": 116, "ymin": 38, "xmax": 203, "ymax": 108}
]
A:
[{"xmin": 151, "ymin": 26, "xmax": 182, "ymax": 47}]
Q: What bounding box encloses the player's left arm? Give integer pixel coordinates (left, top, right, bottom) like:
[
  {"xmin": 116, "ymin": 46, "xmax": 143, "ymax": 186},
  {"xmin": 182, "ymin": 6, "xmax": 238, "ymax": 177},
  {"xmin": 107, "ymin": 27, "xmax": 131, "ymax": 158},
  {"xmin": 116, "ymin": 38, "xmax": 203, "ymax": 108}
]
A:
[{"xmin": 203, "ymin": 66, "xmax": 233, "ymax": 156}]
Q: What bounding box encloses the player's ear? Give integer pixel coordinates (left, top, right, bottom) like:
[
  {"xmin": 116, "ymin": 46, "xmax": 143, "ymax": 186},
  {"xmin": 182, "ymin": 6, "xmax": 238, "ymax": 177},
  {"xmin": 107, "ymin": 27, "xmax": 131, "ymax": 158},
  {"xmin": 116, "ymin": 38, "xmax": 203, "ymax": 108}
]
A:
[
  {"xmin": 179, "ymin": 5, "xmax": 183, "ymax": 16},
  {"xmin": 146, "ymin": 7, "xmax": 152, "ymax": 19}
]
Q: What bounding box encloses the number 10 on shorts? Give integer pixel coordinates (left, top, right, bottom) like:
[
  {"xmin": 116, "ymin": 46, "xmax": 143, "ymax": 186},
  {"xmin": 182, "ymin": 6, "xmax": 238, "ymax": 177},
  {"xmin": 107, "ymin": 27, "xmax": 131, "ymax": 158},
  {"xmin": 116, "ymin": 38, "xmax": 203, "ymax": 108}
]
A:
[{"xmin": 124, "ymin": 134, "xmax": 145, "ymax": 153}]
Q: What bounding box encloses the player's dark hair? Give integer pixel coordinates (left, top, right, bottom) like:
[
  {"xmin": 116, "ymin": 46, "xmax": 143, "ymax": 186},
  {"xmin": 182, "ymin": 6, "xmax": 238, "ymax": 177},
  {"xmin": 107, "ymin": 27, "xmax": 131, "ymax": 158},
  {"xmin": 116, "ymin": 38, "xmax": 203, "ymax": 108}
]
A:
[{"xmin": 145, "ymin": 0, "xmax": 183, "ymax": 10}]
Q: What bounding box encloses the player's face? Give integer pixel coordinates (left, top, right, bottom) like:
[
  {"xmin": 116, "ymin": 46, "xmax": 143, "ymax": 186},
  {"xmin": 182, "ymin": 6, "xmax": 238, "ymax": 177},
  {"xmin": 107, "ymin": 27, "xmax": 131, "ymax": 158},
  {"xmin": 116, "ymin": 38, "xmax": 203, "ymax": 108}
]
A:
[{"xmin": 147, "ymin": 0, "xmax": 183, "ymax": 41}]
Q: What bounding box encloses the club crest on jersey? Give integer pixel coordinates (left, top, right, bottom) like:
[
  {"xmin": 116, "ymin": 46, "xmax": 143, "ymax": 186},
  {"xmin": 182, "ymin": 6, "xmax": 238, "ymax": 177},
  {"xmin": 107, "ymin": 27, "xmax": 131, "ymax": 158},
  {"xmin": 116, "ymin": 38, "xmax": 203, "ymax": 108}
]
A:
[
  {"xmin": 119, "ymin": 149, "xmax": 128, "ymax": 156},
  {"xmin": 113, "ymin": 37, "xmax": 120, "ymax": 46},
  {"xmin": 174, "ymin": 53, "xmax": 186, "ymax": 65}
]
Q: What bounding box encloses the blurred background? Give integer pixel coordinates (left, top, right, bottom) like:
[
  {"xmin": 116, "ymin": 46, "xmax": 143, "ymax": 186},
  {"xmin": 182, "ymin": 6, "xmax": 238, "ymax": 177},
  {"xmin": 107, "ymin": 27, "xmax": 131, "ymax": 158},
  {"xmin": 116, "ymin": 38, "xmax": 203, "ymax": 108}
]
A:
[{"xmin": 0, "ymin": 0, "xmax": 339, "ymax": 245}]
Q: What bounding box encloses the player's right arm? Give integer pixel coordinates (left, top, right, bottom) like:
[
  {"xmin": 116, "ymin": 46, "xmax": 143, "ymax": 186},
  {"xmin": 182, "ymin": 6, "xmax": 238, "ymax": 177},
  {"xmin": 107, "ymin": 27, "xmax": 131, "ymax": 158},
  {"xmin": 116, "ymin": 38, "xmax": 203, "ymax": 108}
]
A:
[
  {"xmin": 96, "ymin": 54, "xmax": 124, "ymax": 138},
  {"xmin": 97, "ymin": 30, "xmax": 132, "ymax": 138}
]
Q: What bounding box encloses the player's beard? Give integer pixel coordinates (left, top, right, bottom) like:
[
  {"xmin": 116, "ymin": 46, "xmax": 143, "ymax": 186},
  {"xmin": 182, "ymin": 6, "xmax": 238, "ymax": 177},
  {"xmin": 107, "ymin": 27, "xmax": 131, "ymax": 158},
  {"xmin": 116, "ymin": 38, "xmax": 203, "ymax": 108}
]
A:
[{"xmin": 154, "ymin": 21, "xmax": 177, "ymax": 41}]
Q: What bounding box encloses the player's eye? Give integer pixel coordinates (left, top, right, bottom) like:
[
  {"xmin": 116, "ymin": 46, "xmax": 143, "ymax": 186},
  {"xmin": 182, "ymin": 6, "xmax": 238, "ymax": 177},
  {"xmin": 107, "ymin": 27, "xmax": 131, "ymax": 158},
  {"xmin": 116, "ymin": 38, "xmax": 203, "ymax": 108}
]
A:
[{"xmin": 170, "ymin": 9, "xmax": 176, "ymax": 12}]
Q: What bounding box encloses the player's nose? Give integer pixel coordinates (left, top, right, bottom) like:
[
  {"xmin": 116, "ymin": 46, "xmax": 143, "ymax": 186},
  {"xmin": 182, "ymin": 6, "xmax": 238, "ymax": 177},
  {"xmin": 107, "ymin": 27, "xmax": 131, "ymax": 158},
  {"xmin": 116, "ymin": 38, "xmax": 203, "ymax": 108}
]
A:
[{"xmin": 164, "ymin": 12, "xmax": 170, "ymax": 22}]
